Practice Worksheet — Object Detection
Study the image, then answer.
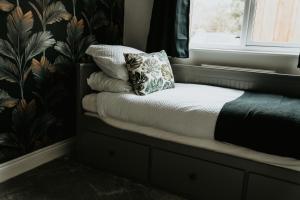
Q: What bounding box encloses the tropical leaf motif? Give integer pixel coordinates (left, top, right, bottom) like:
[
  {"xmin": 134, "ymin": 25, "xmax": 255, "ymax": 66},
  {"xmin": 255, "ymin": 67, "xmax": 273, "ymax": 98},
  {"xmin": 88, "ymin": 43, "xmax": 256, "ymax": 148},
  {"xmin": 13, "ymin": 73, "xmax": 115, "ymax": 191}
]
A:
[
  {"xmin": 72, "ymin": 0, "xmax": 77, "ymax": 17},
  {"xmin": 0, "ymin": 0, "xmax": 14, "ymax": 12},
  {"xmin": 81, "ymin": 0, "xmax": 109, "ymax": 33},
  {"xmin": 80, "ymin": 0, "xmax": 123, "ymax": 44},
  {"xmin": 54, "ymin": 55, "xmax": 70, "ymax": 65},
  {"xmin": 28, "ymin": 1, "xmax": 42, "ymax": 23},
  {"xmin": 0, "ymin": 98, "xmax": 59, "ymax": 153},
  {"xmin": 81, "ymin": 0, "xmax": 108, "ymax": 33},
  {"xmin": 0, "ymin": 39, "xmax": 17, "ymax": 60},
  {"xmin": 55, "ymin": 41, "xmax": 73, "ymax": 60},
  {"xmin": 98, "ymin": 0, "xmax": 110, "ymax": 9},
  {"xmin": 10, "ymin": 99, "xmax": 37, "ymax": 152},
  {"xmin": 29, "ymin": 0, "xmax": 71, "ymax": 29},
  {"xmin": 81, "ymin": 0, "xmax": 98, "ymax": 13},
  {"xmin": 55, "ymin": 17, "xmax": 97, "ymax": 63},
  {"xmin": 0, "ymin": 89, "xmax": 18, "ymax": 113},
  {"xmin": 0, "ymin": 56, "xmax": 19, "ymax": 83},
  {"xmin": 44, "ymin": 1, "xmax": 71, "ymax": 25},
  {"xmin": 28, "ymin": 112, "xmax": 56, "ymax": 148},
  {"xmin": 32, "ymin": 0, "xmax": 45, "ymax": 9},
  {"xmin": 6, "ymin": 7, "xmax": 34, "ymax": 53},
  {"xmin": 24, "ymin": 31, "xmax": 56, "ymax": 63},
  {"xmin": 0, "ymin": 6, "xmax": 55, "ymax": 99},
  {"xmin": 66, "ymin": 17, "xmax": 84, "ymax": 48},
  {"xmin": 31, "ymin": 56, "xmax": 55, "ymax": 82},
  {"xmin": 0, "ymin": 133, "xmax": 18, "ymax": 149},
  {"xmin": 13, "ymin": 99, "xmax": 37, "ymax": 125},
  {"xmin": 78, "ymin": 35, "xmax": 97, "ymax": 60},
  {"xmin": 91, "ymin": 11, "xmax": 110, "ymax": 29}
]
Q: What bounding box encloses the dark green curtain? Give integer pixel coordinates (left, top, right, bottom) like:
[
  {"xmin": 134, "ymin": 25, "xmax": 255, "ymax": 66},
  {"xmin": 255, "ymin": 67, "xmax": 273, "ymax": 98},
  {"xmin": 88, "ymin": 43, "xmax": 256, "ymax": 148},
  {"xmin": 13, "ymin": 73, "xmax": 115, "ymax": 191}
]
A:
[{"xmin": 147, "ymin": 0, "xmax": 190, "ymax": 58}]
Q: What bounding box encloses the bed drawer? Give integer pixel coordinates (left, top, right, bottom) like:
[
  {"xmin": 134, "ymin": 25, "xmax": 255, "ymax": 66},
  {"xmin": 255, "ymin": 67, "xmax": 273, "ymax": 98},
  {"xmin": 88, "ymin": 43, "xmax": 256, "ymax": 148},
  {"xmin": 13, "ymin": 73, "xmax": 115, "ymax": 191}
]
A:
[
  {"xmin": 246, "ymin": 174, "xmax": 300, "ymax": 200},
  {"xmin": 151, "ymin": 149, "xmax": 244, "ymax": 200},
  {"xmin": 77, "ymin": 131, "xmax": 149, "ymax": 181}
]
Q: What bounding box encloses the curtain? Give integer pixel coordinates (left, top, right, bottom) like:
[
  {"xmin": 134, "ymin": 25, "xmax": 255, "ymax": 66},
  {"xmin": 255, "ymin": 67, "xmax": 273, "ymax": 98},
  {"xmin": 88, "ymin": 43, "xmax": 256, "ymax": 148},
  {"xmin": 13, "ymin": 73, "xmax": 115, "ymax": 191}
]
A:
[{"xmin": 147, "ymin": 0, "xmax": 190, "ymax": 58}]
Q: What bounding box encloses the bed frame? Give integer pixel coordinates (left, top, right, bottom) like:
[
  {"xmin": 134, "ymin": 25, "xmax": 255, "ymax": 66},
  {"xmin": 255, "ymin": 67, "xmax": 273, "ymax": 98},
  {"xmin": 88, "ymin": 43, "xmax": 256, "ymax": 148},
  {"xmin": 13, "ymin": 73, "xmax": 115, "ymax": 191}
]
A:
[{"xmin": 76, "ymin": 63, "xmax": 300, "ymax": 200}]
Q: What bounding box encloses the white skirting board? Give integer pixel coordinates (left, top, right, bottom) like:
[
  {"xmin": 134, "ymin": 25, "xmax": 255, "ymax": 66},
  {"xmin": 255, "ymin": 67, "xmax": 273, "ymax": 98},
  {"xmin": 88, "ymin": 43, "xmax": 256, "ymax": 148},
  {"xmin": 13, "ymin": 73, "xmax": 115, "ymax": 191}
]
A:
[{"xmin": 0, "ymin": 137, "xmax": 75, "ymax": 183}]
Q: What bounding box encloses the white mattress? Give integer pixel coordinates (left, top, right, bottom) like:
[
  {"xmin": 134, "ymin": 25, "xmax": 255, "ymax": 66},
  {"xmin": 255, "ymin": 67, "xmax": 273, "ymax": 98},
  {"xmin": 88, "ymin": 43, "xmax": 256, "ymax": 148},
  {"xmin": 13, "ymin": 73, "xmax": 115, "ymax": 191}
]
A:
[{"xmin": 82, "ymin": 84, "xmax": 300, "ymax": 171}]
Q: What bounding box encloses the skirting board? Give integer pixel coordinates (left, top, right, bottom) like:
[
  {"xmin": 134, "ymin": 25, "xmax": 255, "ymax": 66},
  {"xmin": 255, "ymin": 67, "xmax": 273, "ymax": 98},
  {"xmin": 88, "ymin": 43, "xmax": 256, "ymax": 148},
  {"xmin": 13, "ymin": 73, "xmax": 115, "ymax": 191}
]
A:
[{"xmin": 0, "ymin": 137, "xmax": 75, "ymax": 183}]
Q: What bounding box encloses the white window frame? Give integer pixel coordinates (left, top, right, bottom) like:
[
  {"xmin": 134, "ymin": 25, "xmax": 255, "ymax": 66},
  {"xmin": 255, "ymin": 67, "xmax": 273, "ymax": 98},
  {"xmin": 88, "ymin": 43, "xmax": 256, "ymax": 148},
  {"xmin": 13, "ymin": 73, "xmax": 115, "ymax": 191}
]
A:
[{"xmin": 190, "ymin": 0, "xmax": 300, "ymax": 54}]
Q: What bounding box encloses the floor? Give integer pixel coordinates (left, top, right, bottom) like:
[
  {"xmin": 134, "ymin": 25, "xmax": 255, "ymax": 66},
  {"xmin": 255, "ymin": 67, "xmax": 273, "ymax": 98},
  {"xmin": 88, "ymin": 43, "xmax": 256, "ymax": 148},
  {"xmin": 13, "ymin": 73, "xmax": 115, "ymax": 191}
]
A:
[{"xmin": 0, "ymin": 157, "xmax": 186, "ymax": 200}]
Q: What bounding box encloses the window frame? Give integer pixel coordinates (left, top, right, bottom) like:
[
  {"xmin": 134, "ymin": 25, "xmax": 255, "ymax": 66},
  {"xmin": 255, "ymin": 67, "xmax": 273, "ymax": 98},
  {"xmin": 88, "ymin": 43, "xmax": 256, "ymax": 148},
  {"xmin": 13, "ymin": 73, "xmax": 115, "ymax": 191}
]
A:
[{"xmin": 190, "ymin": 0, "xmax": 300, "ymax": 54}]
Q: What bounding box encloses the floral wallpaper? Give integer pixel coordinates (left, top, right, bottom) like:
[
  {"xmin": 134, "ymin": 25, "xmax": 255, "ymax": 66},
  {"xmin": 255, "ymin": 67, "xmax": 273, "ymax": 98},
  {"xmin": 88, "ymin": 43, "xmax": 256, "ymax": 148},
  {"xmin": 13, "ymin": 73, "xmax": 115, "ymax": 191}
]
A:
[{"xmin": 0, "ymin": 0, "xmax": 124, "ymax": 163}]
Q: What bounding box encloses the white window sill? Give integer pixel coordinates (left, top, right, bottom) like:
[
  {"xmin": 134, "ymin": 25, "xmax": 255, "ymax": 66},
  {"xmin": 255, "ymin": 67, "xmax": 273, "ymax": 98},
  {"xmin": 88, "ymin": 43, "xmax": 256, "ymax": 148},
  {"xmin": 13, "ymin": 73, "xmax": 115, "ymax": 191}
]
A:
[
  {"xmin": 172, "ymin": 46, "xmax": 300, "ymax": 75},
  {"xmin": 190, "ymin": 46, "xmax": 300, "ymax": 57}
]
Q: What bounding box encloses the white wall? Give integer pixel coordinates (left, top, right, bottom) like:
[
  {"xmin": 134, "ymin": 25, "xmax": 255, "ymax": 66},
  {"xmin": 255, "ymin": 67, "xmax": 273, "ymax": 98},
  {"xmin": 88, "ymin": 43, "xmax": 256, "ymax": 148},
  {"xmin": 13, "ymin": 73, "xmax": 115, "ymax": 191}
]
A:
[
  {"xmin": 123, "ymin": 0, "xmax": 154, "ymax": 51},
  {"xmin": 123, "ymin": 0, "xmax": 300, "ymax": 74}
]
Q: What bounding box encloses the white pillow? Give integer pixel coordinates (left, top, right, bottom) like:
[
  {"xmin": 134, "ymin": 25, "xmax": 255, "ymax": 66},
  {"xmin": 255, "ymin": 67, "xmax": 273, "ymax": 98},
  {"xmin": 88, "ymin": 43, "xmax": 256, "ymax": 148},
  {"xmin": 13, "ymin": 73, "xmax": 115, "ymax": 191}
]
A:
[
  {"xmin": 86, "ymin": 45, "xmax": 144, "ymax": 81},
  {"xmin": 87, "ymin": 72, "xmax": 132, "ymax": 93}
]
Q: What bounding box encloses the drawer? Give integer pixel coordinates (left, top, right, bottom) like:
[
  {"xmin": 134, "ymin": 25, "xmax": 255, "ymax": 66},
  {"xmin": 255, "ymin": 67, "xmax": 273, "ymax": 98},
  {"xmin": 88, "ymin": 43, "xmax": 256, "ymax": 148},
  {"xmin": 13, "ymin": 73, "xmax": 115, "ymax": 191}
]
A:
[
  {"xmin": 246, "ymin": 174, "xmax": 300, "ymax": 200},
  {"xmin": 77, "ymin": 131, "xmax": 149, "ymax": 181},
  {"xmin": 151, "ymin": 149, "xmax": 244, "ymax": 200}
]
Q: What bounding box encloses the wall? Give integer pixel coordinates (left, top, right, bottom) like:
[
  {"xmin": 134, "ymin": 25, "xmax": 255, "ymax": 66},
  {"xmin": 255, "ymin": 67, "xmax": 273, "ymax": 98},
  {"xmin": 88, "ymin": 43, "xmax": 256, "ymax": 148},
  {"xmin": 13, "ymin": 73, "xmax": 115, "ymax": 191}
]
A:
[
  {"xmin": 123, "ymin": 0, "xmax": 300, "ymax": 75},
  {"xmin": 123, "ymin": 0, "xmax": 153, "ymax": 51},
  {"xmin": 0, "ymin": 0, "xmax": 124, "ymax": 163}
]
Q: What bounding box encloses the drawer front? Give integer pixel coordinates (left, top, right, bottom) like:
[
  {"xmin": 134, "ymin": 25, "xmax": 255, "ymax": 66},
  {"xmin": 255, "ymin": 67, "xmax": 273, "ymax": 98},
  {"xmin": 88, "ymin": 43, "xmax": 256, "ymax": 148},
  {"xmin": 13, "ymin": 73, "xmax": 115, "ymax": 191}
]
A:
[
  {"xmin": 151, "ymin": 149, "xmax": 244, "ymax": 200},
  {"xmin": 246, "ymin": 174, "xmax": 300, "ymax": 200},
  {"xmin": 78, "ymin": 131, "xmax": 149, "ymax": 181}
]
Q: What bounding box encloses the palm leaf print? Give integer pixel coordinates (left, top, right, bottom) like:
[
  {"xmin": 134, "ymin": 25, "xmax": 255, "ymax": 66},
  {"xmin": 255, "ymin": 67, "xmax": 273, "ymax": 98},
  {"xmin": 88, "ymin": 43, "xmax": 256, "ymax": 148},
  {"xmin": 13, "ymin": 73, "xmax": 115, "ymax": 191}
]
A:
[
  {"xmin": 29, "ymin": 0, "xmax": 71, "ymax": 30},
  {"xmin": 0, "ymin": 56, "xmax": 19, "ymax": 83},
  {"xmin": 24, "ymin": 31, "xmax": 56, "ymax": 63},
  {"xmin": 55, "ymin": 17, "xmax": 97, "ymax": 63},
  {"xmin": 7, "ymin": 7, "xmax": 34, "ymax": 56},
  {"xmin": 0, "ymin": 98, "xmax": 57, "ymax": 153},
  {"xmin": 0, "ymin": 38, "xmax": 17, "ymax": 60},
  {"xmin": 31, "ymin": 56, "xmax": 55, "ymax": 83},
  {"xmin": 0, "ymin": 0, "xmax": 14, "ymax": 12},
  {"xmin": 81, "ymin": 0, "xmax": 109, "ymax": 35},
  {"xmin": 0, "ymin": 89, "xmax": 18, "ymax": 113},
  {"xmin": 0, "ymin": 6, "xmax": 55, "ymax": 99},
  {"xmin": 72, "ymin": 0, "xmax": 77, "ymax": 17}
]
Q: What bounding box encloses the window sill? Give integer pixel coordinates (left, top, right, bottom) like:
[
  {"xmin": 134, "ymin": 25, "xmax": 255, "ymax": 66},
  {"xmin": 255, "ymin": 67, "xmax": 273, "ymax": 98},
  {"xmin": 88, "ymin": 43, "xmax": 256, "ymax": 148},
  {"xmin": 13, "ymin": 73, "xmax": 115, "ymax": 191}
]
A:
[
  {"xmin": 190, "ymin": 46, "xmax": 300, "ymax": 57},
  {"xmin": 171, "ymin": 47, "xmax": 300, "ymax": 75}
]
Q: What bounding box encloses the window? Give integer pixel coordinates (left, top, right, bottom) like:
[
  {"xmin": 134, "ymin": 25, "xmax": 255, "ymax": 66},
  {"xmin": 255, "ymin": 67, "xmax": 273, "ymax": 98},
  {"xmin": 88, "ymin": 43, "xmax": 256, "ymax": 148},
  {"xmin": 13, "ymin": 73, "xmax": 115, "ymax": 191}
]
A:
[{"xmin": 190, "ymin": 0, "xmax": 300, "ymax": 51}]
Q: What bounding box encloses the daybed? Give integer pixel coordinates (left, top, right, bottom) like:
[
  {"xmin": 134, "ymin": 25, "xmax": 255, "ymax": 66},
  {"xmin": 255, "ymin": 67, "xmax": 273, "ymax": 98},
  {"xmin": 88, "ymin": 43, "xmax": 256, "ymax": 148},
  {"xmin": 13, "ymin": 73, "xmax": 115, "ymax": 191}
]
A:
[{"xmin": 77, "ymin": 63, "xmax": 300, "ymax": 200}]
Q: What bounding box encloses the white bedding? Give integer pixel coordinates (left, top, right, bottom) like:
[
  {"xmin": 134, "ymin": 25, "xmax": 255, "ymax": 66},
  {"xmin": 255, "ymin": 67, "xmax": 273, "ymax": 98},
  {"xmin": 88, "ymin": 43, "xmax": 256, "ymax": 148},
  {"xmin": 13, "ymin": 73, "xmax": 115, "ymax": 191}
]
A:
[
  {"xmin": 82, "ymin": 83, "xmax": 300, "ymax": 171},
  {"xmin": 96, "ymin": 83, "xmax": 244, "ymax": 139}
]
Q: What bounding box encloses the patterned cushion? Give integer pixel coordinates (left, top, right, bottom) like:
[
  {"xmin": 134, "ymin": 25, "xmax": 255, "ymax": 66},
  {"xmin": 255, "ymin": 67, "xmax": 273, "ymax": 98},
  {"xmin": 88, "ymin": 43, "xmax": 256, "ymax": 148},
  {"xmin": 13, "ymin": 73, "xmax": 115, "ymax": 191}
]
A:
[{"xmin": 124, "ymin": 50, "xmax": 175, "ymax": 95}]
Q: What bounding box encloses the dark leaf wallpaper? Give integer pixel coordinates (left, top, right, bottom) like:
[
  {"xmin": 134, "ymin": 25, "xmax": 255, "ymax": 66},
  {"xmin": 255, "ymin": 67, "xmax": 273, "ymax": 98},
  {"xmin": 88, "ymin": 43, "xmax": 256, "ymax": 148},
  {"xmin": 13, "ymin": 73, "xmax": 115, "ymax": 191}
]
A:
[{"xmin": 0, "ymin": 0, "xmax": 124, "ymax": 163}]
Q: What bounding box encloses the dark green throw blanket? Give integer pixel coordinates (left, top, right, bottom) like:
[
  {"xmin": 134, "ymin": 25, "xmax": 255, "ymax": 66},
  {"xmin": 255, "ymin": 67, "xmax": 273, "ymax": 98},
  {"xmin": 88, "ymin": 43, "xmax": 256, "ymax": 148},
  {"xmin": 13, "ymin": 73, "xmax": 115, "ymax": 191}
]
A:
[{"xmin": 215, "ymin": 92, "xmax": 300, "ymax": 160}]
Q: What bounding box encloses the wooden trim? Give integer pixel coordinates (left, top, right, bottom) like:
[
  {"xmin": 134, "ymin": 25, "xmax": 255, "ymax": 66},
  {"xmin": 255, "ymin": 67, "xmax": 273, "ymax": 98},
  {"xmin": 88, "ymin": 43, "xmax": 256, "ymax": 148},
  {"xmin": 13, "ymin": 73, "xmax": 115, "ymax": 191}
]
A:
[{"xmin": 0, "ymin": 138, "xmax": 75, "ymax": 183}]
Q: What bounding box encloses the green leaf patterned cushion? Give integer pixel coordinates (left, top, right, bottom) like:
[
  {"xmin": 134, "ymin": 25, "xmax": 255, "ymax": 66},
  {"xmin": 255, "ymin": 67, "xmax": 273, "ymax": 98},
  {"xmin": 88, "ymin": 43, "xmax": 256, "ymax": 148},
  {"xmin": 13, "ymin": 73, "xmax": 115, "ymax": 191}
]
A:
[{"xmin": 124, "ymin": 50, "xmax": 175, "ymax": 95}]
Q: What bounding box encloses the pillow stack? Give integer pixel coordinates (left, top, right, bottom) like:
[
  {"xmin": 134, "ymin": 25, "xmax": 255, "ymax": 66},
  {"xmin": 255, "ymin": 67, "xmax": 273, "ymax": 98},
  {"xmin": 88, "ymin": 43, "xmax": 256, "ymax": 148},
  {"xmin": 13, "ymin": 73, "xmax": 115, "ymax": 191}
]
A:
[
  {"xmin": 87, "ymin": 72, "xmax": 132, "ymax": 93},
  {"xmin": 86, "ymin": 45, "xmax": 143, "ymax": 93},
  {"xmin": 86, "ymin": 45, "xmax": 175, "ymax": 95}
]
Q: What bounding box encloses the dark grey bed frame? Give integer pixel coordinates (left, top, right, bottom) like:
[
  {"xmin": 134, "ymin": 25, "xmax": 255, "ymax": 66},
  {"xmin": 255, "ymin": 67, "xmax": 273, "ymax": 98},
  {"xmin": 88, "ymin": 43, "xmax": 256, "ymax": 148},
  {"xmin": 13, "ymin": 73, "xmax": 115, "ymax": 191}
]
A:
[{"xmin": 76, "ymin": 63, "xmax": 300, "ymax": 200}]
